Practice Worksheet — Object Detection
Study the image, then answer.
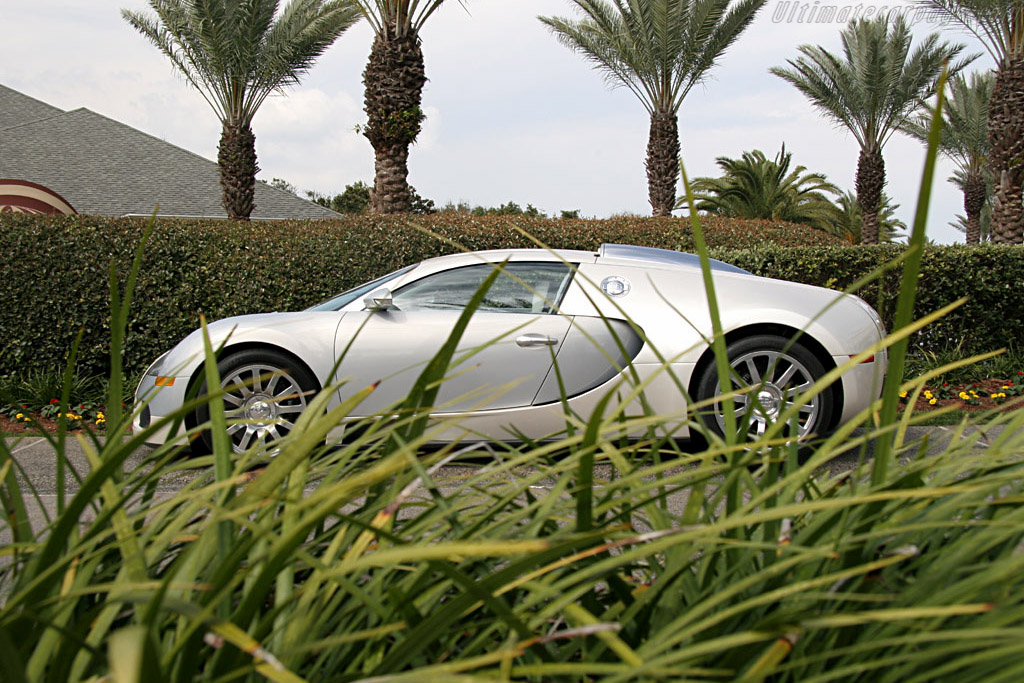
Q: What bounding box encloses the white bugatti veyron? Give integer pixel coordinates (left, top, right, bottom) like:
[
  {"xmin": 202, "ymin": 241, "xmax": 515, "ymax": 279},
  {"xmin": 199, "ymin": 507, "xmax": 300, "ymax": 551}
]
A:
[{"xmin": 134, "ymin": 244, "xmax": 887, "ymax": 452}]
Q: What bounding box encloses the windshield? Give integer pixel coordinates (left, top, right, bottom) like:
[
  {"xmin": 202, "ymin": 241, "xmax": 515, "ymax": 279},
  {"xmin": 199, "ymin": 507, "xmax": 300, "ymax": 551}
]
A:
[{"xmin": 305, "ymin": 265, "xmax": 416, "ymax": 312}]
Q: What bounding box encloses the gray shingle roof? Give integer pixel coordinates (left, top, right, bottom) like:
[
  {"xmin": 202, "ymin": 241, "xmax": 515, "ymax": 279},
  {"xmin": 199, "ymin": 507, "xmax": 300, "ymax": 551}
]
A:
[
  {"xmin": 0, "ymin": 84, "xmax": 63, "ymax": 131},
  {"xmin": 0, "ymin": 84, "xmax": 340, "ymax": 220}
]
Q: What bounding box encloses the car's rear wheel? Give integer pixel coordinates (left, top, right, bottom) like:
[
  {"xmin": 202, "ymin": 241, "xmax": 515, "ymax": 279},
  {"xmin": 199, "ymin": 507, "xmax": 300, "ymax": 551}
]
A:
[
  {"xmin": 695, "ymin": 335, "xmax": 834, "ymax": 442},
  {"xmin": 191, "ymin": 349, "xmax": 318, "ymax": 455}
]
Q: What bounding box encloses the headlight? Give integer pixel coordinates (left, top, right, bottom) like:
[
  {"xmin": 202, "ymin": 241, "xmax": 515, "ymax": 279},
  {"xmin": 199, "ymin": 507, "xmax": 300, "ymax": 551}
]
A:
[
  {"xmin": 138, "ymin": 351, "xmax": 177, "ymax": 397},
  {"xmin": 852, "ymin": 296, "xmax": 886, "ymax": 337},
  {"xmin": 145, "ymin": 351, "xmax": 170, "ymax": 377}
]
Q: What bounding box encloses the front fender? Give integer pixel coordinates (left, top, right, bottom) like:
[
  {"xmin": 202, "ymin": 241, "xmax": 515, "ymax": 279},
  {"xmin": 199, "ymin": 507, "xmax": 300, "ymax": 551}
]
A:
[{"xmin": 157, "ymin": 312, "xmax": 346, "ymax": 385}]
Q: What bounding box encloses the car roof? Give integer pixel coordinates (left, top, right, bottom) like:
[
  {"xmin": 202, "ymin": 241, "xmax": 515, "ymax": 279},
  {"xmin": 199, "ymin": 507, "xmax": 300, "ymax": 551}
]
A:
[
  {"xmin": 417, "ymin": 247, "xmax": 598, "ymax": 269},
  {"xmin": 597, "ymin": 244, "xmax": 752, "ymax": 275},
  {"xmin": 414, "ymin": 244, "xmax": 750, "ymax": 275}
]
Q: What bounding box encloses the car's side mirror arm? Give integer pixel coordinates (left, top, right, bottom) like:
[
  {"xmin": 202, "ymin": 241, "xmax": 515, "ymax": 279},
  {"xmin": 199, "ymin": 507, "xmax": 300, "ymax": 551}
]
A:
[{"xmin": 363, "ymin": 287, "xmax": 394, "ymax": 311}]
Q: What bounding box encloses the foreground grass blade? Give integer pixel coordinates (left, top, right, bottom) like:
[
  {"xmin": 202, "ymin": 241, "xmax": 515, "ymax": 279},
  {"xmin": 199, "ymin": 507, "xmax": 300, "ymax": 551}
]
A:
[{"xmin": 872, "ymin": 67, "xmax": 948, "ymax": 486}]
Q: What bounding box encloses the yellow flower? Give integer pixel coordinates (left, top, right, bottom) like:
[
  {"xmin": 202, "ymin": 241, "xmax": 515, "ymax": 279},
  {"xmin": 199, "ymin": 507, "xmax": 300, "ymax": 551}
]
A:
[
  {"xmin": 929, "ymin": 398, "xmax": 938, "ymax": 405},
  {"xmin": 899, "ymin": 391, "xmax": 908, "ymax": 398},
  {"xmin": 15, "ymin": 413, "xmax": 23, "ymax": 420}
]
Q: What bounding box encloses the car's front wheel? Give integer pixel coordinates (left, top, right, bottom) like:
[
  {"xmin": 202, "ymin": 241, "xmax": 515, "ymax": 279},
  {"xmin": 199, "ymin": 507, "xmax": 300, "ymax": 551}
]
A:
[
  {"xmin": 695, "ymin": 335, "xmax": 834, "ymax": 442},
  {"xmin": 191, "ymin": 349, "xmax": 319, "ymax": 454}
]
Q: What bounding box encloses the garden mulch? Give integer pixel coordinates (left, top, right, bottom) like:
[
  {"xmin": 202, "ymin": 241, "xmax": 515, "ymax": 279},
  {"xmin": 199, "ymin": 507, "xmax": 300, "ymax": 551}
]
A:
[
  {"xmin": 4, "ymin": 377, "xmax": 1024, "ymax": 439},
  {"xmin": 1, "ymin": 415, "xmax": 93, "ymax": 437},
  {"xmin": 899, "ymin": 377, "xmax": 1024, "ymax": 416}
]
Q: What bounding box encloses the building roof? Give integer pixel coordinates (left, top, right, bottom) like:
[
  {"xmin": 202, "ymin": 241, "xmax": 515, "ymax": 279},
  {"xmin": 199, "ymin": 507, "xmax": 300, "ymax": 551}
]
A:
[
  {"xmin": 0, "ymin": 84, "xmax": 63, "ymax": 131},
  {"xmin": 0, "ymin": 84, "xmax": 340, "ymax": 220}
]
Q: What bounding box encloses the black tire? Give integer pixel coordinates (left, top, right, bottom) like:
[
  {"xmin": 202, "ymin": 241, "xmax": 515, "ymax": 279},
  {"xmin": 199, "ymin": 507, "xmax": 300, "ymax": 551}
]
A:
[
  {"xmin": 190, "ymin": 348, "xmax": 319, "ymax": 455},
  {"xmin": 694, "ymin": 335, "xmax": 835, "ymax": 442}
]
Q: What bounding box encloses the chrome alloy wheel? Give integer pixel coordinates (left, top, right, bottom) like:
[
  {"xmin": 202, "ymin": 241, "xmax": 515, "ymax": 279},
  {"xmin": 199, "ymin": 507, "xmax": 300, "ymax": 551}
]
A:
[
  {"xmin": 714, "ymin": 349, "xmax": 821, "ymax": 438},
  {"xmin": 220, "ymin": 363, "xmax": 309, "ymax": 452}
]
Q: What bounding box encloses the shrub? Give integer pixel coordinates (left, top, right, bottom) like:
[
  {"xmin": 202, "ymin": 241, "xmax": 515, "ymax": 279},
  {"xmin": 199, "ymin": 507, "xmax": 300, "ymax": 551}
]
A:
[
  {"xmin": 308, "ymin": 182, "xmax": 436, "ymax": 215},
  {"xmin": 3, "ymin": 213, "xmax": 1021, "ymax": 382},
  {"xmin": 0, "ymin": 213, "xmax": 841, "ymax": 379},
  {"xmin": 718, "ymin": 243, "xmax": 1024, "ymax": 354}
]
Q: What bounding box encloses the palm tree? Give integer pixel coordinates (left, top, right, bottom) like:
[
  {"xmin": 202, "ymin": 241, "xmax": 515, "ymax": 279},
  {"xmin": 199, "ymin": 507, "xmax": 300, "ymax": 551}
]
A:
[
  {"xmin": 902, "ymin": 72, "xmax": 993, "ymax": 244},
  {"xmin": 352, "ymin": 1, "xmax": 451, "ymax": 213},
  {"xmin": 951, "ymin": 166, "xmax": 994, "ymax": 241},
  {"xmin": 914, "ymin": 0, "xmax": 1024, "ymax": 243},
  {"xmin": 832, "ymin": 190, "xmax": 908, "ymax": 244},
  {"xmin": 683, "ymin": 146, "xmax": 843, "ymax": 232},
  {"xmin": 951, "ymin": 200, "xmax": 993, "ymax": 241},
  {"xmin": 771, "ymin": 15, "xmax": 972, "ymax": 244},
  {"xmin": 123, "ymin": 0, "xmax": 361, "ymax": 220},
  {"xmin": 541, "ymin": 0, "xmax": 766, "ymax": 217}
]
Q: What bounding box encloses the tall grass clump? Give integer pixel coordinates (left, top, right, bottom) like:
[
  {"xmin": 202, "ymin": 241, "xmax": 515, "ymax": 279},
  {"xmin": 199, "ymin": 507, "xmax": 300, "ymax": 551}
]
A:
[{"xmin": 3, "ymin": 76, "xmax": 1024, "ymax": 681}]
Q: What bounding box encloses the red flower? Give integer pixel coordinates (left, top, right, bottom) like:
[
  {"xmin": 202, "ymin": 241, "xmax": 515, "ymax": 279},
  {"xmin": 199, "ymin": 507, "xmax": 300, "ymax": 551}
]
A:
[{"xmin": 49, "ymin": 398, "xmax": 59, "ymax": 405}]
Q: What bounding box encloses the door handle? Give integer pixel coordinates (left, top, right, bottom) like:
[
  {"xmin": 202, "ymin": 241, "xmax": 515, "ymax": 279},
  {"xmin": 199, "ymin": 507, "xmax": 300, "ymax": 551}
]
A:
[{"xmin": 516, "ymin": 333, "xmax": 558, "ymax": 348}]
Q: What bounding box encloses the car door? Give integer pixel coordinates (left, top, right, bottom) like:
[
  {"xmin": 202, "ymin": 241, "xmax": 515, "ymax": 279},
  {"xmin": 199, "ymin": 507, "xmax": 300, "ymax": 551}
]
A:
[{"xmin": 332, "ymin": 261, "xmax": 574, "ymax": 416}]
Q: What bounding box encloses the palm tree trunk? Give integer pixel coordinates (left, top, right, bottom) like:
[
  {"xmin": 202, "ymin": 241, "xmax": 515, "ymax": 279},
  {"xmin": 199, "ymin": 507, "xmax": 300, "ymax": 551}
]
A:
[
  {"xmin": 646, "ymin": 110, "xmax": 680, "ymax": 217},
  {"xmin": 363, "ymin": 28, "xmax": 427, "ymax": 214},
  {"xmin": 988, "ymin": 54, "xmax": 1024, "ymax": 244},
  {"xmin": 855, "ymin": 148, "xmax": 885, "ymax": 245},
  {"xmin": 218, "ymin": 121, "xmax": 258, "ymax": 220},
  {"xmin": 963, "ymin": 171, "xmax": 987, "ymax": 245}
]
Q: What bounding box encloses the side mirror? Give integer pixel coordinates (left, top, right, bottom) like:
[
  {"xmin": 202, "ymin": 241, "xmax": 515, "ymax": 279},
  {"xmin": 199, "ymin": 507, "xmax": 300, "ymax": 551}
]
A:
[{"xmin": 363, "ymin": 287, "xmax": 393, "ymax": 311}]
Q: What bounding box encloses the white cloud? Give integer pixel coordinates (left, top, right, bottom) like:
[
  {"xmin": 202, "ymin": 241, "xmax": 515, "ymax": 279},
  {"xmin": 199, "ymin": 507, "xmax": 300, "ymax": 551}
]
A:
[{"xmin": 253, "ymin": 87, "xmax": 369, "ymax": 193}]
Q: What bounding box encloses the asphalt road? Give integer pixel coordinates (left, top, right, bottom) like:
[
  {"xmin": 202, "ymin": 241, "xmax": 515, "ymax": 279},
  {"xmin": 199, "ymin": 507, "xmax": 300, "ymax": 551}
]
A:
[{"xmin": 3, "ymin": 424, "xmax": 1011, "ymax": 547}]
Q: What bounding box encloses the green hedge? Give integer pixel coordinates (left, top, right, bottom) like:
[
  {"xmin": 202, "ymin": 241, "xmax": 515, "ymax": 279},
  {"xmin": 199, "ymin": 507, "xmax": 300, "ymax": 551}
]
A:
[
  {"xmin": 716, "ymin": 244, "xmax": 1024, "ymax": 355},
  {"xmin": 1, "ymin": 213, "xmax": 1018, "ymax": 380}
]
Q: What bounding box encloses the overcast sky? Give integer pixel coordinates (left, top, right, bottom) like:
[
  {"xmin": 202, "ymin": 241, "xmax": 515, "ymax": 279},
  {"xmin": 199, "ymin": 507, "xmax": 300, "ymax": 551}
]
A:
[{"xmin": 2, "ymin": 1, "xmax": 991, "ymax": 243}]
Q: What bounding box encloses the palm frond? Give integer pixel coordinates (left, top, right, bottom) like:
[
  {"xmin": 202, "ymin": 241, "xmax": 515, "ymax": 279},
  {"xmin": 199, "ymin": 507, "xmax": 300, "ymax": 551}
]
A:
[
  {"xmin": 832, "ymin": 189, "xmax": 908, "ymax": 242},
  {"xmin": 913, "ymin": 0, "xmax": 1024, "ymax": 63},
  {"xmin": 682, "ymin": 146, "xmax": 844, "ymax": 232},
  {"xmin": 124, "ymin": 0, "xmax": 360, "ymax": 125},
  {"xmin": 351, "ymin": 0, "xmax": 454, "ymax": 36},
  {"xmin": 541, "ymin": 0, "xmax": 767, "ymax": 116},
  {"xmin": 772, "ymin": 14, "xmax": 972, "ymax": 154},
  {"xmin": 901, "ymin": 71, "xmax": 993, "ymax": 176}
]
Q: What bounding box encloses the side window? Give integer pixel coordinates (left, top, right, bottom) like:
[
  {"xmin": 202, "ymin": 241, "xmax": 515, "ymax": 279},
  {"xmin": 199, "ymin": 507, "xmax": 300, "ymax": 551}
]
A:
[{"xmin": 393, "ymin": 262, "xmax": 573, "ymax": 313}]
